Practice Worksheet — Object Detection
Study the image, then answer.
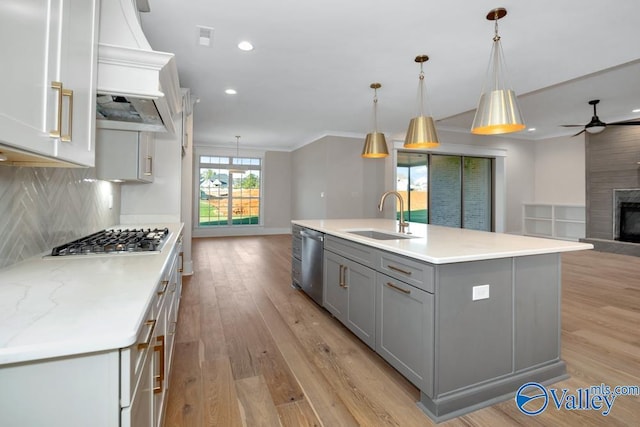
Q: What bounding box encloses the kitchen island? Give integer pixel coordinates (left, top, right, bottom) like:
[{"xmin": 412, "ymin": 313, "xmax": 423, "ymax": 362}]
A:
[
  {"xmin": 0, "ymin": 223, "xmax": 184, "ymax": 427},
  {"xmin": 291, "ymin": 218, "xmax": 592, "ymax": 422}
]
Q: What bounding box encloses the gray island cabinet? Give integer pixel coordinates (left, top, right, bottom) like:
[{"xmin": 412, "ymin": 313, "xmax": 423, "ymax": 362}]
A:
[{"xmin": 291, "ymin": 219, "xmax": 592, "ymax": 422}]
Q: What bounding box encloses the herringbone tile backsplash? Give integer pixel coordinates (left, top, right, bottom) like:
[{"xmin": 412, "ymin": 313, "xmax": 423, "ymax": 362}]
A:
[{"xmin": 0, "ymin": 166, "xmax": 120, "ymax": 270}]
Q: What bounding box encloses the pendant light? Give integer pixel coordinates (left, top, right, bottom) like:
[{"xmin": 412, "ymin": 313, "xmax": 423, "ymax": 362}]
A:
[
  {"xmin": 404, "ymin": 55, "xmax": 439, "ymax": 149},
  {"xmin": 229, "ymin": 135, "xmax": 243, "ymax": 173},
  {"xmin": 362, "ymin": 83, "xmax": 389, "ymax": 158},
  {"xmin": 471, "ymin": 8, "xmax": 525, "ymax": 135}
]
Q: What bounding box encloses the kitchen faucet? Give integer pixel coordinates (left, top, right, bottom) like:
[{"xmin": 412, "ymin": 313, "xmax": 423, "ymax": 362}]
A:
[{"xmin": 378, "ymin": 191, "xmax": 409, "ymax": 233}]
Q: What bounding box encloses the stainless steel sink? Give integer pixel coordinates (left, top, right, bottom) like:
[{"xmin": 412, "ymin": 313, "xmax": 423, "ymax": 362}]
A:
[{"xmin": 346, "ymin": 230, "xmax": 416, "ymax": 240}]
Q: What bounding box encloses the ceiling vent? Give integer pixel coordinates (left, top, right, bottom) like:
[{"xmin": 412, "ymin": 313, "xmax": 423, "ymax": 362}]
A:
[{"xmin": 197, "ymin": 26, "xmax": 215, "ymax": 47}]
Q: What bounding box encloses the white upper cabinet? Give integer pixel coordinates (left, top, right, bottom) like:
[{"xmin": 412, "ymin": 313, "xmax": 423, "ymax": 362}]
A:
[
  {"xmin": 96, "ymin": 129, "xmax": 156, "ymax": 182},
  {"xmin": 0, "ymin": 0, "xmax": 99, "ymax": 167}
]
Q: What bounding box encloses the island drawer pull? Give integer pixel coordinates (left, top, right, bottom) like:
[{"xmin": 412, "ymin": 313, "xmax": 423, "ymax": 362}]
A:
[
  {"xmin": 387, "ymin": 264, "xmax": 412, "ymax": 275},
  {"xmin": 339, "ymin": 264, "xmax": 346, "ymax": 288},
  {"xmin": 386, "ymin": 282, "xmax": 411, "ymax": 295}
]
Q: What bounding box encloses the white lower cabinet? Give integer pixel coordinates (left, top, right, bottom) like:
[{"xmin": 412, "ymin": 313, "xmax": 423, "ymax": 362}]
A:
[
  {"xmin": 0, "ymin": 238, "xmax": 182, "ymax": 427},
  {"xmin": 123, "ymin": 348, "xmax": 152, "ymax": 427},
  {"xmin": 0, "ymin": 352, "xmax": 120, "ymax": 427},
  {"xmin": 376, "ymin": 273, "xmax": 434, "ymax": 396}
]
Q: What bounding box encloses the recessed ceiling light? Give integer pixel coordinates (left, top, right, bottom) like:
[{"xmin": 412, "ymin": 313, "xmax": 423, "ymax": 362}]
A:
[
  {"xmin": 225, "ymin": 89, "xmax": 237, "ymax": 95},
  {"xmin": 632, "ymin": 108, "xmax": 640, "ymax": 113},
  {"xmin": 527, "ymin": 127, "xmax": 536, "ymax": 132},
  {"xmin": 237, "ymin": 41, "xmax": 254, "ymax": 51}
]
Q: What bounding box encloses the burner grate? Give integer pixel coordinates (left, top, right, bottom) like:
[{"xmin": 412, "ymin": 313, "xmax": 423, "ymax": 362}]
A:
[{"xmin": 51, "ymin": 228, "xmax": 170, "ymax": 256}]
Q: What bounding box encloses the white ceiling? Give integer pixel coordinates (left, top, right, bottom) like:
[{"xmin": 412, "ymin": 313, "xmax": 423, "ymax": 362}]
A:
[{"xmin": 139, "ymin": 0, "xmax": 640, "ymax": 150}]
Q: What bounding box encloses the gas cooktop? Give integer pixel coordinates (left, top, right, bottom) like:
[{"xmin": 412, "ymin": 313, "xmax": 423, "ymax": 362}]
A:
[{"xmin": 50, "ymin": 228, "xmax": 170, "ymax": 256}]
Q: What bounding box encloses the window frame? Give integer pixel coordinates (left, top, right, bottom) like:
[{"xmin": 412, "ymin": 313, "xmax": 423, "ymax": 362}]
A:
[
  {"xmin": 195, "ymin": 148, "xmax": 264, "ymax": 229},
  {"xmin": 396, "ymin": 150, "xmax": 495, "ymax": 231}
]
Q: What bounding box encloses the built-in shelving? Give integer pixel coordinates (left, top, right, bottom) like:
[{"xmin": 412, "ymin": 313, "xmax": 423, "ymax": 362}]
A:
[{"xmin": 523, "ymin": 204, "xmax": 585, "ymax": 241}]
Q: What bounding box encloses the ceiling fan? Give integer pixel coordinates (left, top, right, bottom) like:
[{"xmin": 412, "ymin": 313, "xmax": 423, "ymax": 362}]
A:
[{"xmin": 561, "ymin": 99, "xmax": 640, "ymax": 136}]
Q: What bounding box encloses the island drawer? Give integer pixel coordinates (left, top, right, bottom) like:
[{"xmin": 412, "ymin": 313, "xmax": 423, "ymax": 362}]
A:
[
  {"xmin": 324, "ymin": 235, "xmax": 377, "ymax": 267},
  {"xmin": 378, "ymin": 251, "xmax": 434, "ymax": 293}
]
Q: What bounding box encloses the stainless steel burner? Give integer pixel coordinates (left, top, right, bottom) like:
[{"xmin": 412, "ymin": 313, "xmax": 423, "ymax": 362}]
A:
[{"xmin": 50, "ymin": 228, "xmax": 170, "ymax": 256}]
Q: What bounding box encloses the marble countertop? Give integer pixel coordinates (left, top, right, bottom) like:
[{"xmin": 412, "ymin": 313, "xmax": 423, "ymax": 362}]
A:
[
  {"xmin": 292, "ymin": 219, "xmax": 593, "ymax": 264},
  {"xmin": 0, "ymin": 223, "xmax": 183, "ymax": 366}
]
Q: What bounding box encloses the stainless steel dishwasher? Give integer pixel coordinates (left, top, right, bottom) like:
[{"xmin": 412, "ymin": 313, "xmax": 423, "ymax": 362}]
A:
[{"xmin": 300, "ymin": 228, "xmax": 324, "ymax": 306}]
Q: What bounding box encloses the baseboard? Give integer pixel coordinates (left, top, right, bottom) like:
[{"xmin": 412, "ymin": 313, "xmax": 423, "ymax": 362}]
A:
[
  {"xmin": 417, "ymin": 361, "xmax": 567, "ymax": 423},
  {"xmin": 192, "ymin": 227, "xmax": 291, "ymax": 238}
]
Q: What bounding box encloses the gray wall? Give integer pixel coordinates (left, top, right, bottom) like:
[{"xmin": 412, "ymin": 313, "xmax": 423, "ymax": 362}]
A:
[
  {"xmin": 586, "ymin": 126, "xmax": 640, "ymax": 240},
  {"xmin": 0, "ymin": 166, "xmax": 120, "ymax": 269},
  {"xmin": 291, "ymin": 135, "xmax": 386, "ymax": 220},
  {"xmin": 263, "ymin": 150, "xmax": 292, "ymax": 229}
]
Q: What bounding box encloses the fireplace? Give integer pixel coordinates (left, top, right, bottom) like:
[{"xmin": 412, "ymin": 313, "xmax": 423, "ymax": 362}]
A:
[
  {"xmin": 613, "ymin": 189, "xmax": 640, "ymax": 242},
  {"xmin": 619, "ymin": 202, "xmax": 640, "ymax": 243}
]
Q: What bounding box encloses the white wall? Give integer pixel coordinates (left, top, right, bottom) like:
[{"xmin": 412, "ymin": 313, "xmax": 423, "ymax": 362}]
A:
[
  {"xmin": 263, "ymin": 151, "xmax": 292, "ymax": 229},
  {"xmin": 291, "ymin": 138, "xmax": 328, "ymax": 219},
  {"xmin": 119, "ymin": 121, "xmax": 183, "ymax": 224},
  {"xmin": 533, "ymin": 134, "xmax": 586, "ymax": 204}
]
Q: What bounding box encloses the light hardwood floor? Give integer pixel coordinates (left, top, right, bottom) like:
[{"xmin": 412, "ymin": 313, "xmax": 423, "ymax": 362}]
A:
[{"xmin": 164, "ymin": 236, "xmax": 640, "ymax": 426}]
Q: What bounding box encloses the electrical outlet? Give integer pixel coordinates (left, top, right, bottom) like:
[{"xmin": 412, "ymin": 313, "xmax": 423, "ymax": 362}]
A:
[{"xmin": 472, "ymin": 284, "xmax": 490, "ymax": 301}]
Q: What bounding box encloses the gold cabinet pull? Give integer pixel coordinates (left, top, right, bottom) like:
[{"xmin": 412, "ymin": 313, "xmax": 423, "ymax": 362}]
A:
[
  {"xmin": 49, "ymin": 81, "xmax": 63, "ymax": 139},
  {"xmin": 50, "ymin": 82, "xmax": 73, "ymax": 141},
  {"xmin": 386, "ymin": 282, "xmax": 411, "ymax": 295},
  {"xmin": 61, "ymin": 88, "xmax": 73, "ymax": 142},
  {"xmin": 153, "ymin": 335, "xmax": 165, "ymax": 394},
  {"xmin": 388, "ymin": 264, "xmax": 412, "ymax": 276},
  {"xmin": 144, "ymin": 155, "xmax": 153, "ymax": 176},
  {"xmin": 157, "ymin": 279, "xmax": 169, "ymax": 296},
  {"xmin": 137, "ymin": 319, "xmax": 156, "ymax": 350}
]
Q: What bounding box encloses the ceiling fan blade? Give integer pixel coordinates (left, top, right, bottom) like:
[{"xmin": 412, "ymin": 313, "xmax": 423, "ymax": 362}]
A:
[
  {"xmin": 560, "ymin": 124, "xmax": 584, "ymax": 127},
  {"xmin": 572, "ymin": 129, "xmax": 586, "ymax": 137},
  {"xmin": 608, "ymin": 121, "xmax": 640, "ymax": 126}
]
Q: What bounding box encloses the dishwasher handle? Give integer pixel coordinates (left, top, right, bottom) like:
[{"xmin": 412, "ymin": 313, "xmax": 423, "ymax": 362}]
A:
[{"xmin": 300, "ymin": 230, "xmax": 324, "ymax": 242}]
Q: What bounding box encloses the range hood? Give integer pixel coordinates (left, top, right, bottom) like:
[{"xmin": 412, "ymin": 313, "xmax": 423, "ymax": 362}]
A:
[{"xmin": 97, "ymin": 0, "xmax": 181, "ymax": 134}]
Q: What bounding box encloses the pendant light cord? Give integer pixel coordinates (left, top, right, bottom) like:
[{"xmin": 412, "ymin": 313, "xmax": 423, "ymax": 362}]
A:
[
  {"xmin": 492, "ymin": 10, "xmax": 501, "ymax": 89},
  {"xmin": 373, "ymin": 88, "xmax": 379, "ymax": 132},
  {"xmin": 418, "ymin": 63, "xmax": 425, "ymax": 117}
]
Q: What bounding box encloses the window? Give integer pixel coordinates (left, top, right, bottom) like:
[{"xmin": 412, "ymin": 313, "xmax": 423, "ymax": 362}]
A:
[
  {"xmin": 396, "ymin": 152, "xmax": 493, "ymax": 231},
  {"xmin": 198, "ymin": 155, "xmax": 261, "ymax": 226},
  {"xmin": 396, "ymin": 152, "xmax": 428, "ymax": 223}
]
